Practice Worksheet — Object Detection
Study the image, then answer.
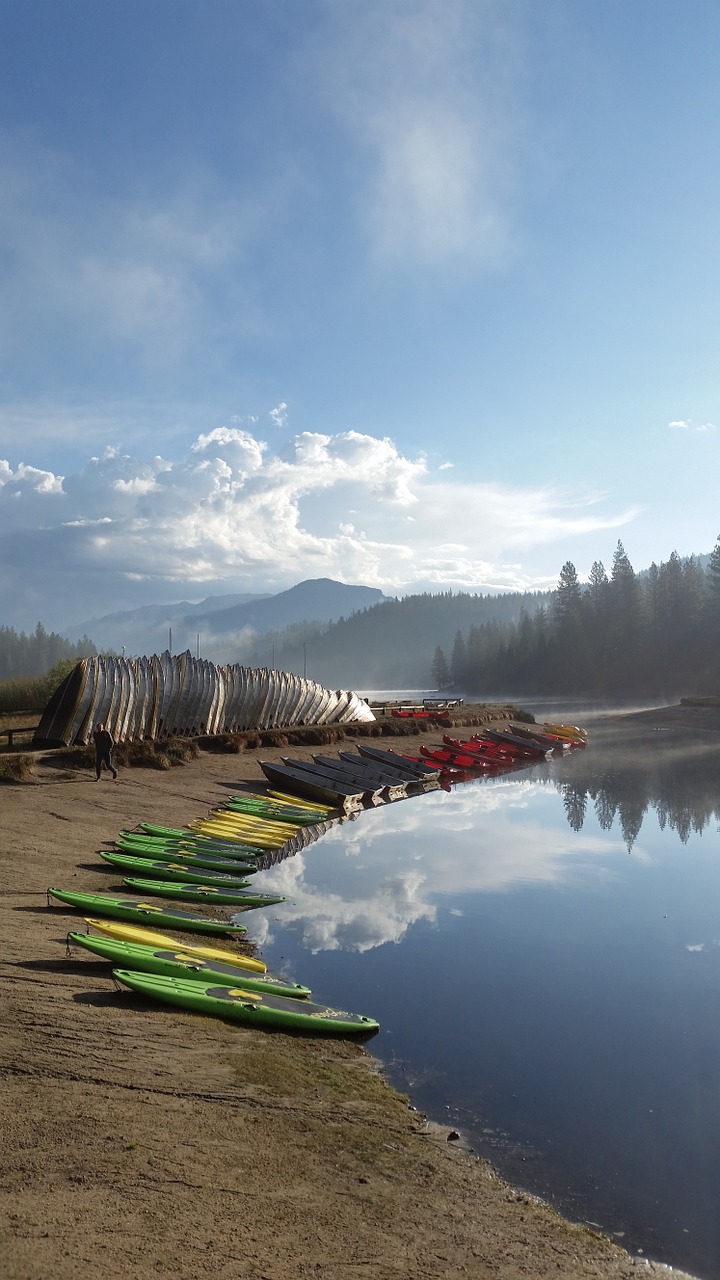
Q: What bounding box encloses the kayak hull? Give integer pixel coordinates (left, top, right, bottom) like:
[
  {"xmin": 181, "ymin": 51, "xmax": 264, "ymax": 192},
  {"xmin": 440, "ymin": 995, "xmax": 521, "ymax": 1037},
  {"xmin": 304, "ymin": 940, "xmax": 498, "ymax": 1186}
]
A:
[
  {"xmin": 47, "ymin": 889, "xmax": 248, "ymax": 935},
  {"xmin": 113, "ymin": 969, "xmax": 380, "ymax": 1036},
  {"xmin": 99, "ymin": 852, "xmax": 254, "ymax": 888},
  {"xmin": 120, "ymin": 878, "xmax": 286, "ymax": 908},
  {"xmin": 67, "ymin": 932, "xmax": 310, "ymax": 998},
  {"xmin": 82, "ymin": 918, "xmax": 266, "ymax": 971}
]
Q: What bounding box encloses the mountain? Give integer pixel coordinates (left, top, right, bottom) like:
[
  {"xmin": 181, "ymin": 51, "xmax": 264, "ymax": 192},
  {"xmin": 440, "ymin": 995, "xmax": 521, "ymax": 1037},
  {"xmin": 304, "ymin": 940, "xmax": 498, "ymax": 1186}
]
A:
[
  {"xmin": 200, "ymin": 579, "xmax": 386, "ymax": 638},
  {"xmin": 63, "ymin": 580, "xmax": 386, "ymax": 657}
]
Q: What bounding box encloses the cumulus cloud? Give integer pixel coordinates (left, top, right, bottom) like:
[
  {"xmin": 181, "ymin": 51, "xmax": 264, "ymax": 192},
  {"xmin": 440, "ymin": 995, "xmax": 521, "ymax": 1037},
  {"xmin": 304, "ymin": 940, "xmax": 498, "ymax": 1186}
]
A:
[{"xmin": 0, "ymin": 422, "xmax": 636, "ymax": 628}]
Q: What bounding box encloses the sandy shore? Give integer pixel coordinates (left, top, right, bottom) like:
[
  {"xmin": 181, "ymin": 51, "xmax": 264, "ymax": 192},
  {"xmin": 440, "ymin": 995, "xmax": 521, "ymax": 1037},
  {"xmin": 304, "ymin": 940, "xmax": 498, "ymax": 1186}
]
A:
[{"xmin": 2, "ymin": 708, "xmax": 710, "ymax": 1280}]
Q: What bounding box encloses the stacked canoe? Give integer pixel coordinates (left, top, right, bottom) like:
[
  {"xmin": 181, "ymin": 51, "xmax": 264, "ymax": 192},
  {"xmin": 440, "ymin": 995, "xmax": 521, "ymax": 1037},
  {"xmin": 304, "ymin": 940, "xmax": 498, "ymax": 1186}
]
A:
[{"xmin": 34, "ymin": 652, "xmax": 376, "ymax": 746}]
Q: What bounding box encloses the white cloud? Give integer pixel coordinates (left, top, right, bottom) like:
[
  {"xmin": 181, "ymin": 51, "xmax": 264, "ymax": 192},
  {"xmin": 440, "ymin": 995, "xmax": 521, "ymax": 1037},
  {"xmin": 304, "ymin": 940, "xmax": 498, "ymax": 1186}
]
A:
[
  {"xmin": 307, "ymin": 0, "xmax": 523, "ymax": 269},
  {"xmin": 269, "ymin": 402, "xmax": 289, "ymax": 429},
  {"xmin": 668, "ymin": 418, "xmax": 716, "ymax": 434},
  {"xmin": 0, "ymin": 423, "xmax": 636, "ymax": 628},
  {"xmin": 0, "ymin": 131, "xmax": 272, "ymax": 377}
]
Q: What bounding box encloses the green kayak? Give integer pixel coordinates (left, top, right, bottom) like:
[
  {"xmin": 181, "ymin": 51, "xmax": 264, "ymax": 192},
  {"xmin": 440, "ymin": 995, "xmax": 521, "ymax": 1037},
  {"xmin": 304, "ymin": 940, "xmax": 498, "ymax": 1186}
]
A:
[
  {"xmin": 139, "ymin": 823, "xmax": 265, "ymax": 846},
  {"xmin": 99, "ymin": 852, "xmax": 254, "ymax": 888},
  {"xmin": 67, "ymin": 932, "xmax": 311, "ymax": 999},
  {"xmin": 110, "ymin": 844, "xmax": 258, "ymax": 874},
  {"xmin": 121, "ymin": 878, "xmax": 286, "ymax": 908},
  {"xmin": 223, "ymin": 797, "xmax": 328, "ymax": 825},
  {"xmin": 118, "ymin": 833, "xmax": 262, "ymax": 860},
  {"xmin": 113, "ymin": 839, "xmax": 258, "ymax": 870},
  {"xmin": 113, "ymin": 968, "xmax": 380, "ymax": 1036},
  {"xmin": 47, "ymin": 888, "xmax": 248, "ymax": 935}
]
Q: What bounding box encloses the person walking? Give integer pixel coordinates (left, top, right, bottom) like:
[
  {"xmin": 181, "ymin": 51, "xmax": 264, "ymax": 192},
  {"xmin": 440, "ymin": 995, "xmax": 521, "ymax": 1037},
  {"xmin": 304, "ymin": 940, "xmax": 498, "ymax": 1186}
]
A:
[{"xmin": 93, "ymin": 722, "xmax": 118, "ymax": 780}]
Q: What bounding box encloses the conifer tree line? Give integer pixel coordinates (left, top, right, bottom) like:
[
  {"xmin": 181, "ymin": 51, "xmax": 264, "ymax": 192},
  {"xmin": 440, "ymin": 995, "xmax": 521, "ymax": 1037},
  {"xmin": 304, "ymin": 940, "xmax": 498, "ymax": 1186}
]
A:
[
  {"xmin": 0, "ymin": 623, "xmax": 96, "ymax": 681},
  {"xmin": 443, "ymin": 538, "xmax": 720, "ymax": 697}
]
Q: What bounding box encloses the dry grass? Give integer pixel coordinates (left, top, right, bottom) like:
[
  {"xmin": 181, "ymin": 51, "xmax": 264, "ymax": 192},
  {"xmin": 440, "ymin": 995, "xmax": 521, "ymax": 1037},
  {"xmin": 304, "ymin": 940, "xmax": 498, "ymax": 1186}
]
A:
[{"xmin": 0, "ymin": 753, "xmax": 35, "ymax": 783}]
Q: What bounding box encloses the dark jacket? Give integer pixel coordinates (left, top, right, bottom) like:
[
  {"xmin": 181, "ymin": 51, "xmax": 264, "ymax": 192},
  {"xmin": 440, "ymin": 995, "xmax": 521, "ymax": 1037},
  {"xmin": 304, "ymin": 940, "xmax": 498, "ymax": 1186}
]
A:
[{"xmin": 93, "ymin": 729, "xmax": 114, "ymax": 755}]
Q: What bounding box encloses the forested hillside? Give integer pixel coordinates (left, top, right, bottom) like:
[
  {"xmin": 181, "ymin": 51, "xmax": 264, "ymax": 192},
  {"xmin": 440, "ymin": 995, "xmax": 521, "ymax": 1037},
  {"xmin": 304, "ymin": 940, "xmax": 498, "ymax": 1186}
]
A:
[
  {"xmin": 450, "ymin": 540, "xmax": 720, "ymax": 698},
  {"xmin": 0, "ymin": 623, "xmax": 96, "ymax": 681},
  {"xmin": 243, "ymin": 589, "xmax": 551, "ymax": 687},
  {"xmin": 241, "ymin": 539, "xmax": 720, "ymax": 696}
]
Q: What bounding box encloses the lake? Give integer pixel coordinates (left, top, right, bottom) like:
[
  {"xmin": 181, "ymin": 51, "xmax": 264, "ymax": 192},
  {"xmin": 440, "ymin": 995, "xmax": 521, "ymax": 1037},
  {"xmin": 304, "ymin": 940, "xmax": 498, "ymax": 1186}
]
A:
[{"xmin": 241, "ymin": 707, "xmax": 720, "ymax": 1279}]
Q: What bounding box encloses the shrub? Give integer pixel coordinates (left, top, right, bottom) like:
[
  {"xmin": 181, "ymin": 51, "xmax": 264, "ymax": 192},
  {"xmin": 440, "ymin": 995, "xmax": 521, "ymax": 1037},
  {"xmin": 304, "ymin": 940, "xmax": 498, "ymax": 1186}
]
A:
[{"xmin": 0, "ymin": 754, "xmax": 35, "ymax": 783}]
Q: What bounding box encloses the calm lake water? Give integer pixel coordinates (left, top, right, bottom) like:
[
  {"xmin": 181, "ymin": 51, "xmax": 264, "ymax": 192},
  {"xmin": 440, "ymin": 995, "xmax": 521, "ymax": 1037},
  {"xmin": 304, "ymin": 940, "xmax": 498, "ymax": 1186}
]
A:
[{"xmin": 241, "ymin": 705, "xmax": 720, "ymax": 1279}]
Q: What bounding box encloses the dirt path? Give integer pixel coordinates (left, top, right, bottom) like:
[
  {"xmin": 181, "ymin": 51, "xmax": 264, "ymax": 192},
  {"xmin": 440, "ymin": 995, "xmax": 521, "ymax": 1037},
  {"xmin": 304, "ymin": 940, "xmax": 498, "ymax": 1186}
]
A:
[{"xmin": 0, "ymin": 714, "xmax": 704, "ymax": 1280}]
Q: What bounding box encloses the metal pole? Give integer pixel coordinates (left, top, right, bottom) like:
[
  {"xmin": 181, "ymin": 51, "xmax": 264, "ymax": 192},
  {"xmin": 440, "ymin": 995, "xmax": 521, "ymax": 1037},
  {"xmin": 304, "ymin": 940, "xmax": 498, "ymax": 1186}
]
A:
[{"xmin": 303, "ymin": 642, "xmax": 307, "ymax": 677}]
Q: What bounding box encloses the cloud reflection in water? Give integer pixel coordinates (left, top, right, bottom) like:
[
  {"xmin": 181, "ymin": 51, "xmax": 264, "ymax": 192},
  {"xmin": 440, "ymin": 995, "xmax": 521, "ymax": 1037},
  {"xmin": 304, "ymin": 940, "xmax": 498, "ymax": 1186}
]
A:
[{"xmin": 248, "ymin": 779, "xmax": 627, "ymax": 954}]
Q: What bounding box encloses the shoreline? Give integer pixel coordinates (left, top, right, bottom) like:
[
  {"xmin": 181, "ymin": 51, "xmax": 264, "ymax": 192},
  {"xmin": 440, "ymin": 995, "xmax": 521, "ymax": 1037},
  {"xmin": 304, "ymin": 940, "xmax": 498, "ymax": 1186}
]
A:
[{"xmin": 1, "ymin": 705, "xmax": 710, "ymax": 1280}]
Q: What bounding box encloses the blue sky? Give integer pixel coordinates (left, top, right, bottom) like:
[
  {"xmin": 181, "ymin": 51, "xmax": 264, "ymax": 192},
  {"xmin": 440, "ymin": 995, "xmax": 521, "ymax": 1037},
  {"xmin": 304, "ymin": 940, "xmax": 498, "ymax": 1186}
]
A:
[{"xmin": 1, "ymin": 0, "xmax": 719, "ymax": 631}]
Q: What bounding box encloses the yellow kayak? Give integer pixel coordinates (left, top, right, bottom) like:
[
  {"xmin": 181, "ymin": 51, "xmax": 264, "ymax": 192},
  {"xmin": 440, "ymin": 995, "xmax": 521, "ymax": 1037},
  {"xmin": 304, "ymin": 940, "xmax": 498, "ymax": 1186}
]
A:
[
  {"xmin": 82, "ymin": 917, "xmax": 267, "ymax": 972},
  {"xmin": 267, "ymin": 789, "xmax": 336, "ymax": 815},
  {"xmin": 207, "ymin": 809, "xmax": 301, "ymax": 836},
  {"xmin": 543, "ymin": 722, "xmax": 589, "ymax": 743},
  {"xmin": 190, "ymin": 821, "xmax": 287, "ymax": 849}
]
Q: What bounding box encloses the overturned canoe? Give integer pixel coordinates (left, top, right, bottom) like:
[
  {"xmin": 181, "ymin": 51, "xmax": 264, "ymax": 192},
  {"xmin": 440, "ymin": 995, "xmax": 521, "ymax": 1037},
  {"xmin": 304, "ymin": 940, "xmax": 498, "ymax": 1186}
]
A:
[{"xmin": 259, "ymin": 760, "xmax": 365, "ymax": 812}]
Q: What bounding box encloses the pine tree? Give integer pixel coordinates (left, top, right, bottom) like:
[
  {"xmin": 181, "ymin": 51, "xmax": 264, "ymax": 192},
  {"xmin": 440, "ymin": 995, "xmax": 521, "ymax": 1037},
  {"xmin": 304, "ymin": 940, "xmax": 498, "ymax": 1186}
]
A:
[
  {"xmin": 430, "ymin": 645, "xmax": 450, "ymax": 690},
  {"xmin": 608, "ymin": 541, "xmax": 641, "ymax": 688},
  {"xmin": 707, "ymin": 534, "xmax": 720, "ymax": 599},
  {"xmin": 553, "ymin": 561, "xmax": 582, "ymax": 626},
  {"xmin": 450, "ymin": 630, "xmax": 467, "ymax": 686}
]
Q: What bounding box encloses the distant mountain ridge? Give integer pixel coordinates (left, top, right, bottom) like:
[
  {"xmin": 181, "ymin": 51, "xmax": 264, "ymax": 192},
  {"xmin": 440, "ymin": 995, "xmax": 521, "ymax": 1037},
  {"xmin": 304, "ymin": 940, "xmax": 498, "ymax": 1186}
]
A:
[
  {"xmin": 202, "ymin": 579, "xmax": 386, "ymax": 635},
  {"xmin": 64, "ymin": 579, "xmax": 387, "ymax": 657}
]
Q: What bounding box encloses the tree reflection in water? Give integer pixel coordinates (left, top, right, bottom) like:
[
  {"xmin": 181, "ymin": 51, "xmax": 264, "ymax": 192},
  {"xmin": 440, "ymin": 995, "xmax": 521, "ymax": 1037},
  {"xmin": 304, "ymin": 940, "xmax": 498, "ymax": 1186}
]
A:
[{"xmin": 555, "ymin": 720, "xmax": 720, "ymax": 848}]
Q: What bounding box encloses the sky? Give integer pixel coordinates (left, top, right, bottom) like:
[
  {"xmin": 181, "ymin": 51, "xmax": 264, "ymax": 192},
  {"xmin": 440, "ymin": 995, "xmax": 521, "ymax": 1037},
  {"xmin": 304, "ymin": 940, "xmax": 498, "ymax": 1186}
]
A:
[{"xmin": 1, "ymin": 0, "xmax": 719, "ymax": 633}]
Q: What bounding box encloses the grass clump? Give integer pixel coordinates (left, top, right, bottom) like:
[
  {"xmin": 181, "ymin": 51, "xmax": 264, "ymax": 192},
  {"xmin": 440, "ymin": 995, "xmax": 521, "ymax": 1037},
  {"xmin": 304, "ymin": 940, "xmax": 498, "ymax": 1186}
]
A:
[{"xmin": 0, "ymin": 753, "xmax": 35, "ymax": 783}]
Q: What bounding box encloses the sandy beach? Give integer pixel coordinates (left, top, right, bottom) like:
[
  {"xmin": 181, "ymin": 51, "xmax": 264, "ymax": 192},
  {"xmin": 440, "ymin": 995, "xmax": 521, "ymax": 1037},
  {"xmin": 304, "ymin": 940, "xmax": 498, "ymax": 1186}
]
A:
[{"xmin": 2, "ymin": 707, "xmax": 712, "ymax": 1280}]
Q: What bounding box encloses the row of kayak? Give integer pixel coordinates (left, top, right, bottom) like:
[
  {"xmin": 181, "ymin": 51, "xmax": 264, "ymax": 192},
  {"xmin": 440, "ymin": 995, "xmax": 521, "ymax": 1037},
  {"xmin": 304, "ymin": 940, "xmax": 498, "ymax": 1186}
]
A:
[
  {"xmin": 47, "ymin": 722, "xmax": 586, "ymax": 1028},
  {"xmin": 248, "ymin": 722, "xmax": 589, "ymax": 810},
  {"xmin": 415, "ymin": 722, "xmax": 588, "ymax": 778},
  {"xmin": 47, "ymin": 787, "xmax": 380, "ymax": 1035},
  {"xmin": 258, "ymin": 747, "xmax": 444, "ymax": 812}
]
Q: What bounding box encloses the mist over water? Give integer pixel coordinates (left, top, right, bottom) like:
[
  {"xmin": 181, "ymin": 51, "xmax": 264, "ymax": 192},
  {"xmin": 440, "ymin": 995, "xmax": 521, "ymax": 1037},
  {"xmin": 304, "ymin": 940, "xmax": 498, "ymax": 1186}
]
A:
[{"xmin": 245, "ymin": 704, "xmax": 720, "ymax": 1278}]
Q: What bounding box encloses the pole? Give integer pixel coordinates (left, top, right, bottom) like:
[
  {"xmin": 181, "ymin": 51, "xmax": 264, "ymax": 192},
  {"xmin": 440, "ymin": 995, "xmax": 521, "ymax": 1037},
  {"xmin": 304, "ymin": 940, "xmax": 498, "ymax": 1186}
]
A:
[
  {"xmin": 169, "ymin": 627, "xmax": 172, "ymax": 655},
  {"xmin": 303, "ymin": 642, "xmax": 307, "ymax": 677}
]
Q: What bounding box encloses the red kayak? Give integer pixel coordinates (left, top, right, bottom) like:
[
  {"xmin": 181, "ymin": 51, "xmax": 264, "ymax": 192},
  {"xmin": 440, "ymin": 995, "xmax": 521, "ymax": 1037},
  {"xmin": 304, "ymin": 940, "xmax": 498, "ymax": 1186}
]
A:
[
  {"xmin": 442, "ymin": 735, "xmax": 521, "ymax": 762},
  {"xmin": 420, "ymin": 744, "xmax": 507, "ymax": 773},
  {"xmin": 478, "ymin": 728, "xmax": 550, "ymax": 758},
  {"xmin": 391, "ymin": 707, "xmax": 452, "ymax": 726}
]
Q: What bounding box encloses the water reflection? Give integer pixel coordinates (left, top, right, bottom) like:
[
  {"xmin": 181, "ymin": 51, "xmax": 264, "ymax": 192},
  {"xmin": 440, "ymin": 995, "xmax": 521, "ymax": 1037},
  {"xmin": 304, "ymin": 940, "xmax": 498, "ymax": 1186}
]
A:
[
  {"xmin": 245, "ymin": 723, "xmax": 720, "ymax": 1278},
  {"xmin": 250, "ymin": 777, "xmax": 628, "ymax": 954},
  {"xmin": 555, "ymin": 724, "xmax": 720, "ymax": 847}
]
